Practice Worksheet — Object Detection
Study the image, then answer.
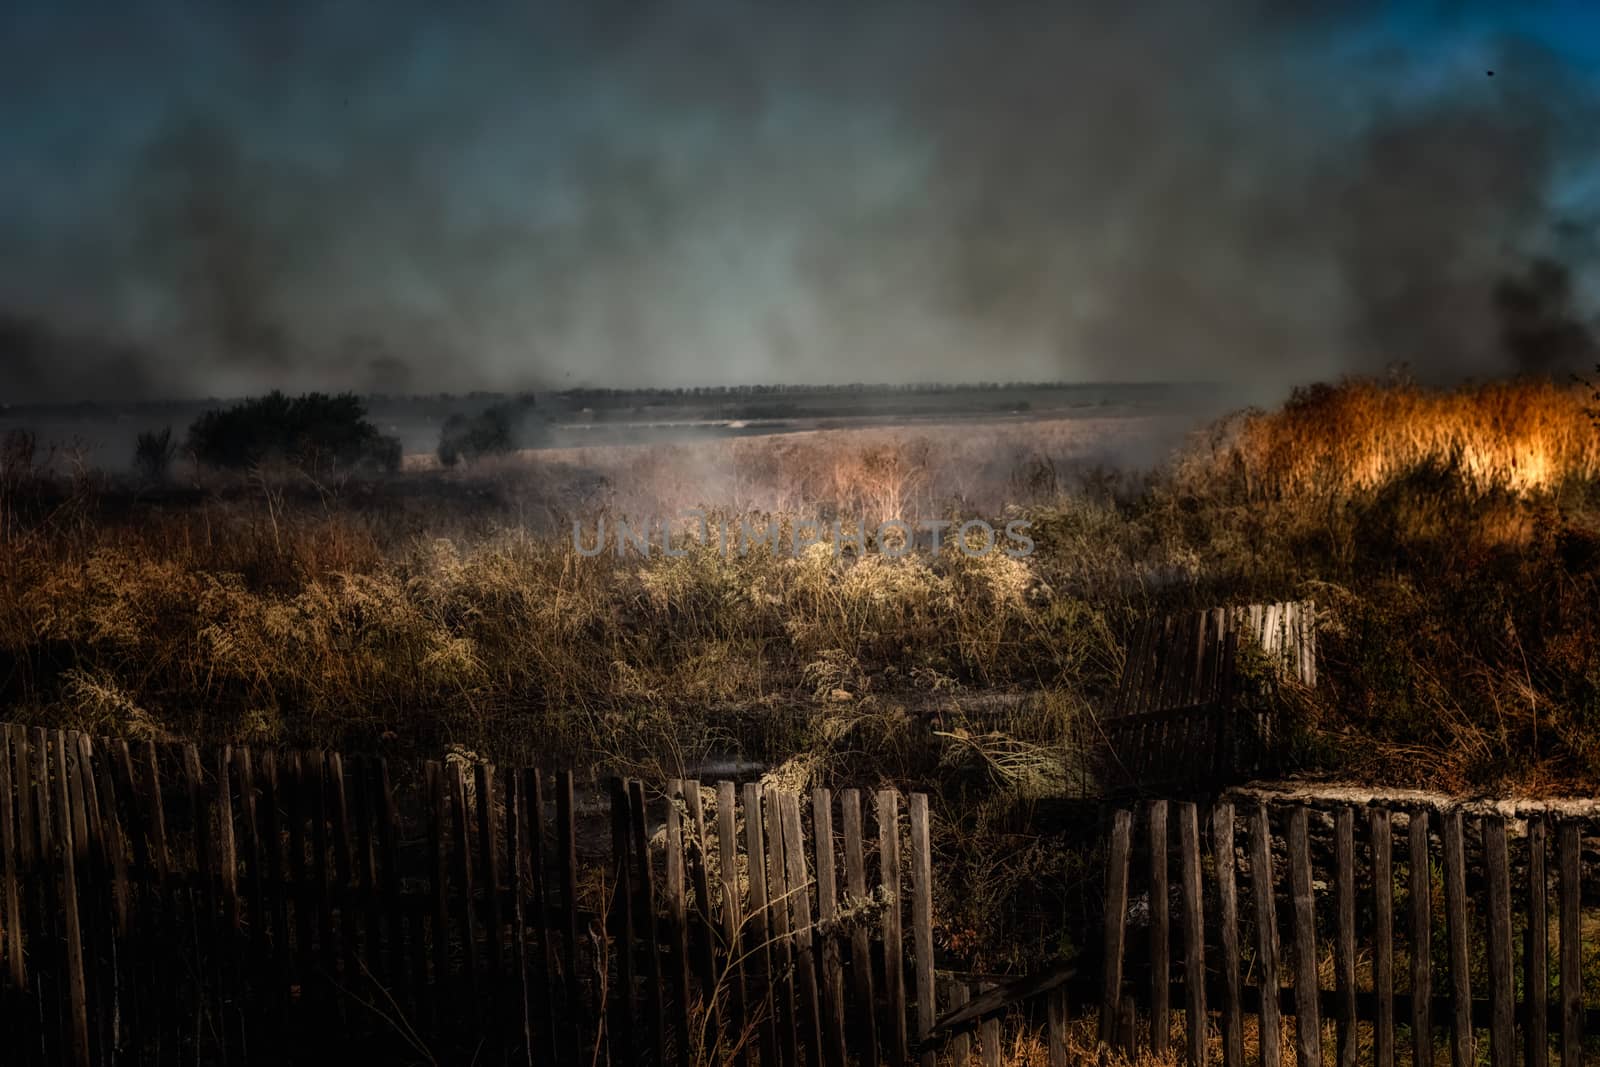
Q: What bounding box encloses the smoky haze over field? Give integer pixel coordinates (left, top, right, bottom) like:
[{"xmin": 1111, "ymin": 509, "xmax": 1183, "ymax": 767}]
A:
[{"xmin": 2, "ymin": 1, "xmax": 1599, "ymax": 403}]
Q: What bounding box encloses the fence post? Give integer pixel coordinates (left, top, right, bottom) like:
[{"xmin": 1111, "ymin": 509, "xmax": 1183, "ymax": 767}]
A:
[
  {"xmin": 1528, "ymin": 815, "xmax": 1549, "ymax": 1067},
  {"xmin": 1288, "ymin": 806, "xmax": 1320, "ymax": 1067},
  {"xmin": 1150, "ymin": 799, "xmax": 1170, "ymax": 1060},
  {"xmin": 1179, "ymin": 802, "xmax": 1207, "ymax": 1067},
  {"xmin": 877, "ymin": 788, "xmax": 906, "ymax": 1065},
  {"xmin": 1484, "ymin": 816, "xmax": 1514, "ymax": 1067},
  {"xmin": 1443, "ymin": 810, "xmax": 1473, "ymax": 1067},
  {"xmin": 1372, "ymin": 808, "xmax": 1394, "ymax": 1067},
  {"xmin": 1410, "ymin": 810, "xmax": 1432, "ymax": 1067},
  {"xmin": 1558, "ymin": 821, "xmax": 1582, "ymax": 1067},
  {"xmin": 1099, "ymin": 807, "xmax": 1133, "ymax": 1048},
  {"xmin": 1214, "ymin": 801, "xmax": 1243, "ymax": 1067}
]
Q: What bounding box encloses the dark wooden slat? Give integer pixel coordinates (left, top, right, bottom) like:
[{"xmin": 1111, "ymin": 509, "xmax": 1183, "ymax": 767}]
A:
[
  {"xmin": 878, "ymin": 788, "xmax": 907, "ymax": 1065},
  {"xmin": 840, "ymin": 787, "xmax": 877, "ymax": 1067},
  {"xmin": 742, "ymin": 782, "xmax": 779, "ymax": 1067},
  {"xmin": 1289, "ymin": 806, "xmax": 1320, "ymax": 1067},
  {"xmin": 285, "ymin": 751, "xmax": 313, "ymax": 974},
  {"xmin": 1335, "ymin": 807, "xmax": 1356, "ymax": 1067},
  {"xmin": 448, "ymin": 760, "xmax": 480, "ymax": 996},
  {"xmin": 1372, "ymin": 807, "xmax": 1395, "ymax": 1067},
  {"xmin": 946, "ymin": 980, "xmax": 971, "ymax": 1066},
  {"xmin": 140, "ymin": 740, "xmax": 169, "ymax": 890},
  {"xmin": 718, "ymin": 782, "xmax": 750, "ymax": 1067},
  {"xmin": 475, "ymin": 764, "xmax": 504, "ymax": 981},
  {"xmin": 259, "ymin": 750, "xmax": 291, "ymax": 1030},
  {"xmin": 425, "ymin": 761, "xmax": 452, "ymax": 1006},
  {"xmin": 768, "ymin": 787, "xmax": 798, "ymax": 1067},
  {"xmin": 556, "ymin": 769, "xmax": 582, "ymax": 1053},
  {"xmin": 350, "ymin": 757, "xmax": 379, "ymax": 987},
  {"xmin": 628, "ymin": 779, "xmax": 666, "ymax": 1067},
  {"xmin": 666, "ymin": 780, "xmax": 693, "ymax": 1066},
  {"xmin": 523, "ymin": 767, "xmax": 560, "ymax": 1064},
  {"xmin": 376, "ymin": 759, "xmax": 409, "ymax": 1011},
  {"xmin": 72, "ymin": 735, "xmax": 115, "ymax": 1067},
  {"xmin": 812, "ymin": 787, "xmax": 847, "ymax": 1067},
  {"xmin": 54, "ymin": 733, "xmax": 91, "ymax": 1066},
  {"xmin": 1214, "ymin": 801, "xmax": 1243, "ymax": 1067},
  {"xmin": 1180, "ymin": 801, "xmax": 1207, "ymax": 1067},
  {"xmin": 684, "ymin": 779, "xmax": 719, "ymax": 1036},
  {"xmin": 780, "ymin": 792, "xmax": 824, "ymax": 1065},
  {"xmin": 215, "ymin": 747, "xmax": 238, "ymax": 933},
  {"xmin": 1099, "ymin": 807, "xmax": 1133, "ymax": 1048},
  {"xmin": 505, "ymin": 773, "xmax": 533, "ymax": 1066},
  {"xmin": 1558, "ymin": 821, "xmax": 1582, "ymax": 1067},
  {"xmin": 1047, "ymin": 986, "xmax": 1069, "ymax": 1067},
  {"xmin": 1150, "ymin": 799, "xmax": 1171, "ymax": 1060},
  {"xmin": 326, "ymin": 753, "xmax": 354, "ymax": 984},
  {"xmin": 12, "ymin": 727, "xmax": 33, "ymax": 872},
  {"xmin": 1484, "ymin": 816, "xmax": 1514, "ymax": 1067},
  {"xmin": 607, "ymin": 778, "xmax": 636, "ymax": 1067},
  {"xmin": 1410, "ymin": 810, "xmax": 1433, "ymax": 1067},
  {"xmin": 476, "ymin": 763, "xmax": 506, "ymax": 1042},
  {"xmin": 0, "ymin": 728, "xmax": 22, "ymax": 988},
  {"xmin": 909, "ymin": 793, "xmax": 935, "ymax": 1067},
  {"xmin": 235, "ymin": 749, "xmax": 267, "ymax": 973},
  {"xmin": 303, "ymin": 750, "xmax": 335, "ymax": 989},
  {"xmin": 1528, "ymin": 815, "xmax": 1549, "ymax": 1067},
  {"xmin": 980, "ymin": 981, "xmax": 1002, "ymax": 1067},
  {"xmin": 1443, "ymin": 810, "xmax": 1473, "ymax": 1067}
]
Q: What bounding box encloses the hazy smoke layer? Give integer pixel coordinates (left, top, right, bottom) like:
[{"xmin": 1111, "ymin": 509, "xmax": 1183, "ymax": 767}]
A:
[{"xmin": 1, "ymin": 1, "xmax": 1596, "ymax": 401}]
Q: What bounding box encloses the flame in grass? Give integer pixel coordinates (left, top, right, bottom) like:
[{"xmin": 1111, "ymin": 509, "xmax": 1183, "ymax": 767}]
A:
[{"xmin": 1190, "ymin": 377, "xmax": 1600, "ymax": 499}]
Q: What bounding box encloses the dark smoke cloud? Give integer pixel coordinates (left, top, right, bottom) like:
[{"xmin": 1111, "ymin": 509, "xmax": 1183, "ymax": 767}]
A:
[{"xmin": 0, "ymin": 1, "xmax": 1596, "ymax": 402}]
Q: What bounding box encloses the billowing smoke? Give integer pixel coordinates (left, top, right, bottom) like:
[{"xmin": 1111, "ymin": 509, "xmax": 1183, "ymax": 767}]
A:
[{"xmin": 0, "ymin": 1, "xmax": 1596, "ymax": 402}]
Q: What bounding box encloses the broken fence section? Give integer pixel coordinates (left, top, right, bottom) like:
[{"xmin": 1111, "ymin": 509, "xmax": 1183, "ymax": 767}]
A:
[
  {"xmin": 0, "ymin": 723, "xmax": 939, "ymax": 1066},
  {"xmin": 1096, "ymin": 795, "xmax": 1594, "ymax": 1067},
  {"xmin": 1101, "ymin": 601, "xmax": 1318, "ymax": 789}
]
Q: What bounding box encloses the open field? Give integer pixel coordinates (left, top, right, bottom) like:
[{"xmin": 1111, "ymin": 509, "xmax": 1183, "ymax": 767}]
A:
[{"xmin": 5, "ymin": 375, "xmax": 1600, "ymax": 981}]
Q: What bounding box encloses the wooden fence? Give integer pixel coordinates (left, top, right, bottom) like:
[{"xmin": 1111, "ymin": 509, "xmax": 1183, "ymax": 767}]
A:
[
  {"xmin": 0, "ymin": 724, "xmax": 940, "ymax": 1066},
  {"xmin": 1095, "ymin": 795, "xmax": 1599, "ymax": 1067},
  {"xmin": 1099, "ymin": 602, "xmax": 1318, "ymax": 789}
]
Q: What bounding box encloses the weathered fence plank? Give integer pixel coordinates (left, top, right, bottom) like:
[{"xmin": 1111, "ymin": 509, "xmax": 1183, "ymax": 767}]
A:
[
  {"xmin": 743, "ymin": 781, "xmax": 779, "ymax": 1067},
  {"xmin": 840, "ymin": 787, "xmax": 878, "ymax": 1067},
  {"xmin": 1373, "ymin": 807, "xmax": 1395, "ymax": 1067},
  {"xmin": 1289, "ymin": 806, "xmax": 1320, "ymax": 1067},
  {"xmin": 1443, "ymin": 810, "xmax": 1473, "ymax": 1067},
  {"xmin": 909, "ymin": 792, "xmax": 936, "ymax": 1067},
  {"xmin": 718, "ymin": 781, "xmax": 750, "ymax": 1067},
  {"xmin": 1214, "ymin": 801, "xmax": 1243, "ymax": 1067},
  {"xmin": 1150, "ymin": 799, "xmax": 1171, "ymax": 1060},
  {"xmin": 1410, "ymin": 809, "xmax": 1432, "ymax": 1067},
  {"xmin": 1100, "ymin": 807, "xmax": 1133, "ymax": 1048},
  {"xmin": 1180, "ymin": 801, "xmax": 1207, "ymax": 1067},
  {"xmin": 1558, "ymin": 820, "xmax": 1582, "ymax": 1067},
  {"xmin": 1528, "ymin": 814, "xmax": 1550, "ymax": 1067},
  {"xmin": 1335, "ymin": 807, "xmax": 1356, "ymax": 1067},
  {"xmin": 879, "ymin": 788, "xmax": 907, "ymax": 1065},
  {"xmin": 1485, "ymin": 816, "xmax": 1514, "ymax": 1067},
  {"xmin": 812, "ymin": 787, "xmax": 847, "ymax": 1067}
]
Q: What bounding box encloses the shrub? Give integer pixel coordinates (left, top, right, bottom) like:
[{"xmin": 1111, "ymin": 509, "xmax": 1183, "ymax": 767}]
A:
[
  {"xmin": 133, "ymin": 426, "xmax": 176, "ymax": 481},
  {"xmin": 186, "ymin": 391, "xmax": 400, "ymax": 473},
  {"xmin": 437, "ymin": 395, "xmax": 540, "ymax": 467}
]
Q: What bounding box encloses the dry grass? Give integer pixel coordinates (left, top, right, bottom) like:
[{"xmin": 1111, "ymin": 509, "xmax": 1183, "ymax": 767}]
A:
[
  {"xmin": 1185, "ymin": 376, "xmax": 1600, "ymax": 499},
  {"xmin": 7, "ymin": 376, "xmax": 1600, "ymax": 972}
]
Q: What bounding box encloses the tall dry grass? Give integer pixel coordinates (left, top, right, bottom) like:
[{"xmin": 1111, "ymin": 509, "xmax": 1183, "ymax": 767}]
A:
[
  {"xmin": 9, "ymin": 376, "xmax": 1600, "ymax": 981},
  {"xmin": 1185, "ymin": 376, "xmax": 1600, "ymax": 499}
]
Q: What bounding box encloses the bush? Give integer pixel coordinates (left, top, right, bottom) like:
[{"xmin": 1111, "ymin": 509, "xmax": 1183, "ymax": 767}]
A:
[
  {"xmin": 186, "ymin": 392, "xmax": 400, "ymax": 473},
  {"xmin": 133, "ymin": 427, "xmax": 177, "ymax": 481},
  {"xmin": 437, "ymin": 395, "xmax": 540, "ymax": 467}
]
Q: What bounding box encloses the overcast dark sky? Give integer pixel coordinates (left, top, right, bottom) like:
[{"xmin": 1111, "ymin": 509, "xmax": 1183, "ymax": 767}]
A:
[{"xmin": 2, "ymin": 1, "xmax": 1599, "ymax": 401}]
